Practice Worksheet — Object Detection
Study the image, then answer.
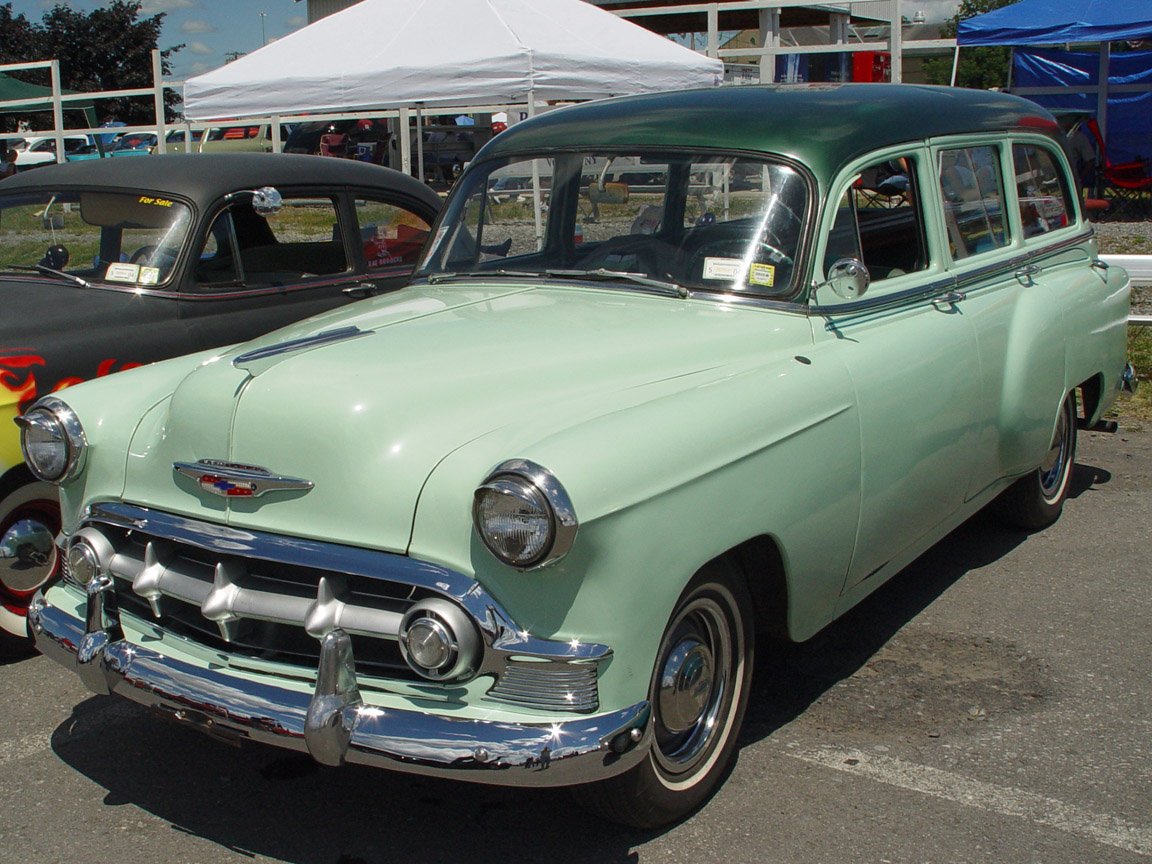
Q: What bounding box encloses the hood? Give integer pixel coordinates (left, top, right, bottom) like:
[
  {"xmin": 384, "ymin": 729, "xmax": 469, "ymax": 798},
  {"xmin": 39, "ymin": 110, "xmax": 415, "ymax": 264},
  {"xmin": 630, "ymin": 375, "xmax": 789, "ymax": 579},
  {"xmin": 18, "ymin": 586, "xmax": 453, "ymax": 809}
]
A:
[{"xmin": 123, "ymin": 282, "xmax": 803, "ymax": 552}]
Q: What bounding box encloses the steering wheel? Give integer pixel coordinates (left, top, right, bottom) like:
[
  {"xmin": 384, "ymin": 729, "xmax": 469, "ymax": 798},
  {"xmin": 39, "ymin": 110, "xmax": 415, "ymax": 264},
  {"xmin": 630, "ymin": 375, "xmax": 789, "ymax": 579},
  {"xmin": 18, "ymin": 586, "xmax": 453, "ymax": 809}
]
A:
[
  {"xmin": 129, "ymin": 245, "xmax": 178, "ymax": 274},
  {"xmin": 758, "ymin": 240, "xmax": 794, "ymax": 268}
]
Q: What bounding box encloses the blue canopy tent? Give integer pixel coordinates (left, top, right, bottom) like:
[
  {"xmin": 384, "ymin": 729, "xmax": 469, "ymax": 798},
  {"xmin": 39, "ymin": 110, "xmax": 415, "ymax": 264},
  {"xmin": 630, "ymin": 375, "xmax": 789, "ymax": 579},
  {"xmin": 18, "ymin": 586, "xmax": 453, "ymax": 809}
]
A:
[{"xmin": 957, "ymin": 0, "xmax": 1152, "ymax": 152}]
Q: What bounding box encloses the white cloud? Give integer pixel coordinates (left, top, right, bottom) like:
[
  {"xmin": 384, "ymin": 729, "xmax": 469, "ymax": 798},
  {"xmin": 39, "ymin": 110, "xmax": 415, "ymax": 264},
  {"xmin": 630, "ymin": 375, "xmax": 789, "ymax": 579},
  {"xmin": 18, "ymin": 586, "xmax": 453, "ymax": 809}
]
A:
[
  {"xmin": 188, "ymin": 61, "xmax": 212, "ymax": 76},
  {"xmin": 181, "ymin": 18, "xmax": 216, "ymax": 34},
  {"xmin": 188, "ymin": 40, "xmax": 215, "ymax": 56},
  {"xmin": 286, "ymin": 15, "xmax": 306, "ymax": 28},
  {"xmin": 140, "ymin": 0, "xmax": 197, "ymax": 13}
]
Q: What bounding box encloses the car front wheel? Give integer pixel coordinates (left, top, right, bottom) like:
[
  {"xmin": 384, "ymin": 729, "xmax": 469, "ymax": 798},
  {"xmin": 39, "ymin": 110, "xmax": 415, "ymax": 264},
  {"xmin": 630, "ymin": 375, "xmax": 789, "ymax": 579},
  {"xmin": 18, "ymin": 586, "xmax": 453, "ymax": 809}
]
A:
[
  {"xmin": 574, "ymin": 559, "xmax": 754, "ymax": 828},
  {"xmin": 0, "ymin": 473, "xmax": 60, "ymax": 655}
]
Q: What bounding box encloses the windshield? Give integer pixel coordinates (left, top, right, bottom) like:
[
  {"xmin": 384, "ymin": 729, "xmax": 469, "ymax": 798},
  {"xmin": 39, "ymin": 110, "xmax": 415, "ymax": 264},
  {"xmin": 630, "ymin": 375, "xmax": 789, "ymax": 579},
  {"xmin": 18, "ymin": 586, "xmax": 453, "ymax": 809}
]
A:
[
  {"xmin": 415, "ymin": 150, "xmax": 809, "ymax": 298},
  {"xmin": 0, "ymin": 189, "xmax": 192, "ymax": 286}
]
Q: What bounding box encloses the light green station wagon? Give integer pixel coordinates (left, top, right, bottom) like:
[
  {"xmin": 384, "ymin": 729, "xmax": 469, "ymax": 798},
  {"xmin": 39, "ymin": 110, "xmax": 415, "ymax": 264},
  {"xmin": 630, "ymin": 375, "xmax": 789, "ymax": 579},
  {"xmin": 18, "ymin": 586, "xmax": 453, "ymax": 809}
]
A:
[{"xmin": 16, "ymin": 84, "xmax": 1134, "ymax": 827}]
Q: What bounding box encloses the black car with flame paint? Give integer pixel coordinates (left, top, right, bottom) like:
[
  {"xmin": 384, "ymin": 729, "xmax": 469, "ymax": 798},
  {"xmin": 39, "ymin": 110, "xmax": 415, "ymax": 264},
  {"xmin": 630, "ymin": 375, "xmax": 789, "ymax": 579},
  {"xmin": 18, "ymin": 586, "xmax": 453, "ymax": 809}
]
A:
[{"xmin": 0, "ymin": 153, "xmax": 440, "ymax": 650}]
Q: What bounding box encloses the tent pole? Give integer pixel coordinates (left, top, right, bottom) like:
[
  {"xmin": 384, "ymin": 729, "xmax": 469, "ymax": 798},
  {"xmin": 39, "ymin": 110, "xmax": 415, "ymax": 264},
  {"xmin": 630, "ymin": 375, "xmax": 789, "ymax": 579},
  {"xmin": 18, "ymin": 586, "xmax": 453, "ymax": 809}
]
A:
[
  {"xmin": 152, "ymin": 49, "xmax": 168, "ymax": 154},
  {"xmin": 399, "ymin": 107, "xmax": 412, "ymax": 176},
  {"xmin": 950, "ymin": 44, "xmax": 960, "ymax": 87},
  {"xmin": 416, "ymin": 103, "xmax": 425, "ymax": 184},
  {"xmin": 1097, "ymin": 41, "xmax": 1110, "ymax": 149},
  {"xmin": 50, "ymin": 60, "xmax": 64, "ymax": 165},
  {"xmin": 528, "ymin": 91, "xmax": 543, "ymax": 250}
]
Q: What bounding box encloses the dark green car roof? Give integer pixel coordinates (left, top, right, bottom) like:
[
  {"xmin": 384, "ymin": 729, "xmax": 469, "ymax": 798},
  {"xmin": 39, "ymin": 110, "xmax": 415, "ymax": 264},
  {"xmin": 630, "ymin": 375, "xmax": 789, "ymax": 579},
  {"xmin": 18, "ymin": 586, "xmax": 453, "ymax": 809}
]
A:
[{"xmin": 481, "ymin": 84, "xmax": 1063, "ymax": 184}]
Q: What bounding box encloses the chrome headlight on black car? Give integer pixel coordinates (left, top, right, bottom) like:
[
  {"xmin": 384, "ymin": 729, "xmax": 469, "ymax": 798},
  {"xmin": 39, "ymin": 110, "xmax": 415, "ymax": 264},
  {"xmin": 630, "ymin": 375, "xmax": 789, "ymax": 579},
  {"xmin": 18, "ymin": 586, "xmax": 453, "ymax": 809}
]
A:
[
  {"xmin": 16, "ymin": 396, "xmax": 87, "ymax": 484},
  {"xmin": 473, "ymin": 459, "xmax": 578, "ymax": 570}
]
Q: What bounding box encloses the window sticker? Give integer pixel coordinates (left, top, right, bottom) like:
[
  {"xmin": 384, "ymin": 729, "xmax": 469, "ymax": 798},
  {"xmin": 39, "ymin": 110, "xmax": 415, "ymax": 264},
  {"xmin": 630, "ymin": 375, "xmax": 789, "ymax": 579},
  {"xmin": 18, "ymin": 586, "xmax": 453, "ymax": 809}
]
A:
[
  {"xmin": 749, "ymin": 263, "xmax": 775, "ymax": 287},
  {"xmin": 703, "ymin": 257, "xmax": 743, "ymax": 280},
  {"xmin": 139, "ymin": 267, "xmax": 161, "ymax": 285},
  {"xmin": 105, "ymin": 263, "xmax": 141, "ymax": 283}
]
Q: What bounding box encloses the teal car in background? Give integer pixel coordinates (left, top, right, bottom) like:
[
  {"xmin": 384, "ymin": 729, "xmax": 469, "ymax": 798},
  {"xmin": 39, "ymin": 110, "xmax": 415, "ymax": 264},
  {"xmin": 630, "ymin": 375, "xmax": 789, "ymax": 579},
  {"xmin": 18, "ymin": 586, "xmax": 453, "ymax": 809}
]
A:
[{"xmin": 18, "ymin": 84, "xmax": 1134, "ymax": 828}]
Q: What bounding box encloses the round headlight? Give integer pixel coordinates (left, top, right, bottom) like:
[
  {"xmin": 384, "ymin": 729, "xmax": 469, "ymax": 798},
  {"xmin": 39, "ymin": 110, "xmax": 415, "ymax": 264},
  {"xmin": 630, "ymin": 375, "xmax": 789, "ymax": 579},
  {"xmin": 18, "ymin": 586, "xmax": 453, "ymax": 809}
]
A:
[
  {"xmin": 472, "ymin": 460, "xmax": 578, "ymax": 570},
  {"xmin": 17, "ymin": 397, "xmax": 86, "ymax": 484},
  {"xmin": 474, "ymin": 477, "xmax": 553, "ymax": 567}
]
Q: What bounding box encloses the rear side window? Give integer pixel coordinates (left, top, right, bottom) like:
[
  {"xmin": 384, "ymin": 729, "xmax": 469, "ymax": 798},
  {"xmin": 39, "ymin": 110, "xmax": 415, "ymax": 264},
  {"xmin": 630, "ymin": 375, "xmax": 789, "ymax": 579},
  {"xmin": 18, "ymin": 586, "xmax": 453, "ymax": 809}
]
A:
[
  {"xmin": 1013, "ymin": 144, "xmax": 1074, "ymax": 238},
  {"xmin": 354, "ymin": 198, "xmax": 431, "ymax": 272},
  {"xmin": 938, "ymin": 145, "xmax": 1010, "ymax": 260}
]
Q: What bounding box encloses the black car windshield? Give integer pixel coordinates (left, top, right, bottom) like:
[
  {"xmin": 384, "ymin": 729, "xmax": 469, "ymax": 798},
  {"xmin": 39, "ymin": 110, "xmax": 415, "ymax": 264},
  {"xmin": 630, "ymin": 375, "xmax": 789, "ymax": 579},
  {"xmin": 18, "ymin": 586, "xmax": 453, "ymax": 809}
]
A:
[
  {"xmin": 0, "ymin": 189, "xmax": 192, "ymax": 287},
  {"xmin": 415, "ymin": 150, "xmax": 809, "ymax": 298}
]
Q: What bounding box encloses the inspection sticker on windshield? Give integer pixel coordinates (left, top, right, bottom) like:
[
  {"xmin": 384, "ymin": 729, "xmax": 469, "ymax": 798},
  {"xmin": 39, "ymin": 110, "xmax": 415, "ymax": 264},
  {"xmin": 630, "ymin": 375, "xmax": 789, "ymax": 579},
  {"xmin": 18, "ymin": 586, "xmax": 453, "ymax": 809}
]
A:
[
  {"xmin": 105, "ymin": 263, "xmax": 141, "ymax": 283},
  {"xmin": 748, "ymin": 263, "xmax": 775, "ymax": 287},
  {"xmin": 139, "ymin": 267, "xmax": 160, "ymax": 285},
  {"xmin": 702, "ymin": 257, "xmax": 743, "ymax": 281}
]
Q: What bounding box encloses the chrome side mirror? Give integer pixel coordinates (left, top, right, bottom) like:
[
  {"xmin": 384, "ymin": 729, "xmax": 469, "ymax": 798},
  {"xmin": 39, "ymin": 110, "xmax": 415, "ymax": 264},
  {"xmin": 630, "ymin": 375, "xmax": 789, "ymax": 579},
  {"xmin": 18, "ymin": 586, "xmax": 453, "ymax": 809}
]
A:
[
  {"xmin": 251, "ymin": 186, "xmax": 283, "ymax": 217},
  {"xmin": 824, "ymin": 258, "xmax": 870, "ymax": 300}
]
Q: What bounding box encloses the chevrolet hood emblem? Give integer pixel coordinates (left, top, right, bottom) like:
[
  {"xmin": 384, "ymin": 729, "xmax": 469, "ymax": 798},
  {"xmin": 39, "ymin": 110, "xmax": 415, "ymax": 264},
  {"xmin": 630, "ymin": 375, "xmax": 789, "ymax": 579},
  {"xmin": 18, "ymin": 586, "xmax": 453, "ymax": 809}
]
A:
[{"xmin": 174, "ymin": 460, "xmax": 314, "ymax": 498}]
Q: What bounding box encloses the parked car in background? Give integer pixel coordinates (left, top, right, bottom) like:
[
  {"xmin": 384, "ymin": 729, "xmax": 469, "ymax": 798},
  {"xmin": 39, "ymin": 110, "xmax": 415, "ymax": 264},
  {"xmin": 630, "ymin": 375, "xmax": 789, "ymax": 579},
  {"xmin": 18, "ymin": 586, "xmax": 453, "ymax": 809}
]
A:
[
  {"xmin": 283, "ymin": 118, "xmax": 391, "ymax": 158},
  {"xmin": 166, "ymin": 124, "xmax": 290, "ymax": 154},
  {"xmin": 0, "ymin": 153, "xmax": 441, "ymax": 650},
  {"xmin": 21, "ymin": 85, "xmax": 1134, "ymax": 828},
  {"xmin": 12, "ymin": 136, "xmax": 90, "ymax": 169}
]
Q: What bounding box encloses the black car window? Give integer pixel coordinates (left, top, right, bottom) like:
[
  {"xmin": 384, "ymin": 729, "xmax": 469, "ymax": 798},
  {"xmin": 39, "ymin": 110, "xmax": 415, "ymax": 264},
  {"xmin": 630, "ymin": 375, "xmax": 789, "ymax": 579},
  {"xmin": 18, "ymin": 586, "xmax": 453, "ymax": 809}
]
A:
[
  {"xmin": 353, "ymin": 198, "xmax": 431, "ymax": 274},
  {"xmin": 194, "ymin": 196, "xmax": 348, "ymax": 290},
  {"xmin": 0, "ymin": 189, "xmax": 191, "ymax": 287}
]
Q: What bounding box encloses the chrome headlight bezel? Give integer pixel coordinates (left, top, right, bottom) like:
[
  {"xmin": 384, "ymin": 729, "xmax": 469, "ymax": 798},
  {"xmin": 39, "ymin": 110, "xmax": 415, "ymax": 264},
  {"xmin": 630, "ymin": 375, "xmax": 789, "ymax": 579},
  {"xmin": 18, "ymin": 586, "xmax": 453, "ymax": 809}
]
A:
[
  {"xmin": 16, "ymin": 396, "xmax": 87, "ymax": 484},
  {"xmin": 472, "ymin": 459, "xmax": 578, "ymax": 570}
]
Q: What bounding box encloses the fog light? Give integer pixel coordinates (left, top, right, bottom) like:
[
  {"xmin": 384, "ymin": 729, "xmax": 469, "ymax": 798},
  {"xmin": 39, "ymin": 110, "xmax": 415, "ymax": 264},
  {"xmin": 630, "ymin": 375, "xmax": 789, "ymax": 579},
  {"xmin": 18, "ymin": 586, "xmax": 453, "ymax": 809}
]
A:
[
  {"xmin": 66, "ymin": 540, "xmax": 99, "ymax": 587},
  {"xmin": 404, "ymin": 617, "xmax": 453, "ymax": 671},
  {"xmin": 398, "ymin": 597, "xmax": 481, "ymax": 681}
]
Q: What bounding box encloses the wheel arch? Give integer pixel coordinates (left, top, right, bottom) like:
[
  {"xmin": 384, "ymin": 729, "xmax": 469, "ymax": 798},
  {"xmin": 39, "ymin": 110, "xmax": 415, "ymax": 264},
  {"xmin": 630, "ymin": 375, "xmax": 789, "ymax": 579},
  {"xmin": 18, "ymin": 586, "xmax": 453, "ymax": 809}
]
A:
[{"xmin": 722, "ymin": 534, "xmax": 790, "ymax": 641}]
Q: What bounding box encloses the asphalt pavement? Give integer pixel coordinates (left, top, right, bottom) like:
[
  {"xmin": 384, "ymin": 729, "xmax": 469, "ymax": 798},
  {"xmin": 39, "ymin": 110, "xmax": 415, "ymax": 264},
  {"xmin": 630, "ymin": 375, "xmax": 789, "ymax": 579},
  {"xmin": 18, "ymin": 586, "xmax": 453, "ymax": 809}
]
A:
[{"xmin": 1, "ymin": 425, "xmax": 1149, "ymax": 864}]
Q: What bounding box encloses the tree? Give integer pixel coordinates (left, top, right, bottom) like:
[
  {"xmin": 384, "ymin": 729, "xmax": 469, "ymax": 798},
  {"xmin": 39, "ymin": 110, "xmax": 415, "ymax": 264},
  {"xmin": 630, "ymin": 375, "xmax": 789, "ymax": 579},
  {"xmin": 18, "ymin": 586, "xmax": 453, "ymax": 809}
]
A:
[
  {"xmin": 924, "ymin": 0, "xmax": 1019, "ymax": 90},
  {"xmin": 0, "ymin": 1, "xmax": 184, "ymax": 130}
]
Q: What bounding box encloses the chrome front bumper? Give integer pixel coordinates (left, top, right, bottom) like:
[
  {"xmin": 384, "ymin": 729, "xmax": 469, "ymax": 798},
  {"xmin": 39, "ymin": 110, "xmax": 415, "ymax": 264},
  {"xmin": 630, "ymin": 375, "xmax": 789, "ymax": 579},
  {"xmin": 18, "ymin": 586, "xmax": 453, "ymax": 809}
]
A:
[{"xmin": 31, "ymin": 593, "xmax": 652, "ymax": 787}]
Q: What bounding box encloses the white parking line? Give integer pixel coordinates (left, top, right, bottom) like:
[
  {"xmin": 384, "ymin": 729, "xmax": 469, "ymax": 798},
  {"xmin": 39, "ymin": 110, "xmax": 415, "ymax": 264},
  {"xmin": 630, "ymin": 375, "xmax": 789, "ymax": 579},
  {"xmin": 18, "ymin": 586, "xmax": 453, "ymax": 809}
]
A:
[{"xmin": 792, "ymin": 747, "xmax": 1152, "ymax": 858}]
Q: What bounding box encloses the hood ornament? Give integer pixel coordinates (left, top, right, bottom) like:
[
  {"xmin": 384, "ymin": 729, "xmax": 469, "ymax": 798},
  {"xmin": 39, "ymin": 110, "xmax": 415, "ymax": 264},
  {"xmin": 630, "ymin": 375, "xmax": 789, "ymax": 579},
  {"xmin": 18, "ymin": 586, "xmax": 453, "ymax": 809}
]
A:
[{"xmin": 174, "ymin": 460, "xmax": 314, "ymax": 498}]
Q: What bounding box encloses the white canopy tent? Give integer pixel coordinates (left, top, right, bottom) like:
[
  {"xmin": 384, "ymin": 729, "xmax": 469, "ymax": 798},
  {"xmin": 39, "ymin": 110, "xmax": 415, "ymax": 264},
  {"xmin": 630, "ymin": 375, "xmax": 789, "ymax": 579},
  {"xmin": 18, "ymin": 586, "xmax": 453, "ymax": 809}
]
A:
[{"xmin": 183, "ymin": 0, "xmax": 723, "ymax": 120}]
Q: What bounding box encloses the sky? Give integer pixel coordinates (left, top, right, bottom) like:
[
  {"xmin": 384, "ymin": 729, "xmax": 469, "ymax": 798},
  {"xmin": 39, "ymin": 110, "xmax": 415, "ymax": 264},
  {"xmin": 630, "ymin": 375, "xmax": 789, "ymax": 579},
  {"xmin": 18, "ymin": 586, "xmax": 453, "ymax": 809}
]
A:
[
  {"xmin": 6, "ymin": 0, "xmax": 310, "ymax": 79},
  {"xmin": 6, "ymin": 0, "xmax": 962, "ymax": 81}
]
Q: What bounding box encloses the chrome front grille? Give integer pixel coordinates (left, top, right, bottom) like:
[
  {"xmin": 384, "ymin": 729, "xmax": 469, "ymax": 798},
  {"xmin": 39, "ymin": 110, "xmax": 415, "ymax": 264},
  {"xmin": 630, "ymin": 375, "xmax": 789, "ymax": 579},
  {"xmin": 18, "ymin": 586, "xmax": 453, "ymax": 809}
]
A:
[
  {"xmin": 91, "ymin": 526, "xmax": 416, "ymax": 678},
  {"xmin": 70, "ymin": 503, "xmax": 608, "ymax": 713}
]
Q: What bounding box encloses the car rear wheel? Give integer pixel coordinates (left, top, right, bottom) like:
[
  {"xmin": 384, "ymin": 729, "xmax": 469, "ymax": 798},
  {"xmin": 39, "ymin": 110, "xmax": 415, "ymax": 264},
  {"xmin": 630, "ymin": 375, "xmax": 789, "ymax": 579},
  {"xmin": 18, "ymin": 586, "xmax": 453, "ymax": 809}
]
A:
[
  {"xmin": 573, "ymin": 559, "xmax": 754, "ymax": 828},
  {"xmin": 995, "ymin": 392, "xmax": 1077, "ymax": 530}
]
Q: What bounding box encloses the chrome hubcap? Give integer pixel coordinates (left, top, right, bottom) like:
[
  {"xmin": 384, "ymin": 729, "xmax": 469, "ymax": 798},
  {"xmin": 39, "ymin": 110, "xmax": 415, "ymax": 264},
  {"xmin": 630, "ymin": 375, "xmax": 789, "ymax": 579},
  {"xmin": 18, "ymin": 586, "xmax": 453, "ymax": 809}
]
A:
[
  {"xmin": 0, "ymin": 516, "xmax": 58, "ymax": 594},
  {"xmin": 658, "ymin": 637, "xmax": 714, "ymax": 734},
  {"xmin": 652, "ymin": 595, "xmax": 733, "ymax": 777}
]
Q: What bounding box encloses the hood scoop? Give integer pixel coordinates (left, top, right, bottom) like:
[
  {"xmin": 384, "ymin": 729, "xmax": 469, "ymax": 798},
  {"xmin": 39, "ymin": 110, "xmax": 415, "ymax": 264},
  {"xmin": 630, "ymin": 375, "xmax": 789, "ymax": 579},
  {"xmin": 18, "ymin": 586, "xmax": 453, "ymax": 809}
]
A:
[{"xmin": 232, "ymin": 326, "xmax": 370, "ymax": 377}]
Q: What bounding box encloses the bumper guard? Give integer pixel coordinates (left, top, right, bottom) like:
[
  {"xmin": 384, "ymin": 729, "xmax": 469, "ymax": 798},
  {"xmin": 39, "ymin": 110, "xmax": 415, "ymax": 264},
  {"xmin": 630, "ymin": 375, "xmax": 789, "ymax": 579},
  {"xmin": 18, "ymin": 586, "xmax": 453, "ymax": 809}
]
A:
[{"xmin": 31, "ymin": 588, "xmax": 651, "ymax": 787}]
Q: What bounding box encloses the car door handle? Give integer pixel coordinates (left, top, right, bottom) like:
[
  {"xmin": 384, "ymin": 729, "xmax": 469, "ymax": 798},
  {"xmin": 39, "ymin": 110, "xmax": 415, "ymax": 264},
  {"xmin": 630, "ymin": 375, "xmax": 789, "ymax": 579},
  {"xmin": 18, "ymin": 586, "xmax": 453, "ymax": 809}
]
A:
[
  {"xmin": 1015, "ymin": 264, "xmax": 1042, "ymax": 282},
  {"xmin": 342, "ymin": 281, "xmax": 378, "ymax": 297},
  {"xmin": 931, "ymin": 290, "xmax": 966, "ymax": 311}
]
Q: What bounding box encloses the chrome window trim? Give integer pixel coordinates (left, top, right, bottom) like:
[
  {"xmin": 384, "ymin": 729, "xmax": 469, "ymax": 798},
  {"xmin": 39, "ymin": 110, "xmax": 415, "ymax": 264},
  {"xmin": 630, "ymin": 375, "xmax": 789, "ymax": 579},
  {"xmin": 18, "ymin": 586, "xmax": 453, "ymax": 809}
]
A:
[{"xmin": 811, "ymin": 227, "xmax": 1095, "ymax": 317}]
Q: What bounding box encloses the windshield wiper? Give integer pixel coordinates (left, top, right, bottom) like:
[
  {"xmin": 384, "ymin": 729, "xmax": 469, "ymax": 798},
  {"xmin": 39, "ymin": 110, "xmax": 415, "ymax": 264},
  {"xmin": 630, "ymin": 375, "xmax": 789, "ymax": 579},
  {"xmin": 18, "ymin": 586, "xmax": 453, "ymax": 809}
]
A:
[
  {"xmin": 6, "ymin": 264, "xmax": 92, "ymax": 289},
  {"xmin": 544, "ymin": 268, "xmax": 689, "ymax": 299},
  {"xmin": 424, "ymin": 269, "xmax": 542, "ymax": 284}
]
